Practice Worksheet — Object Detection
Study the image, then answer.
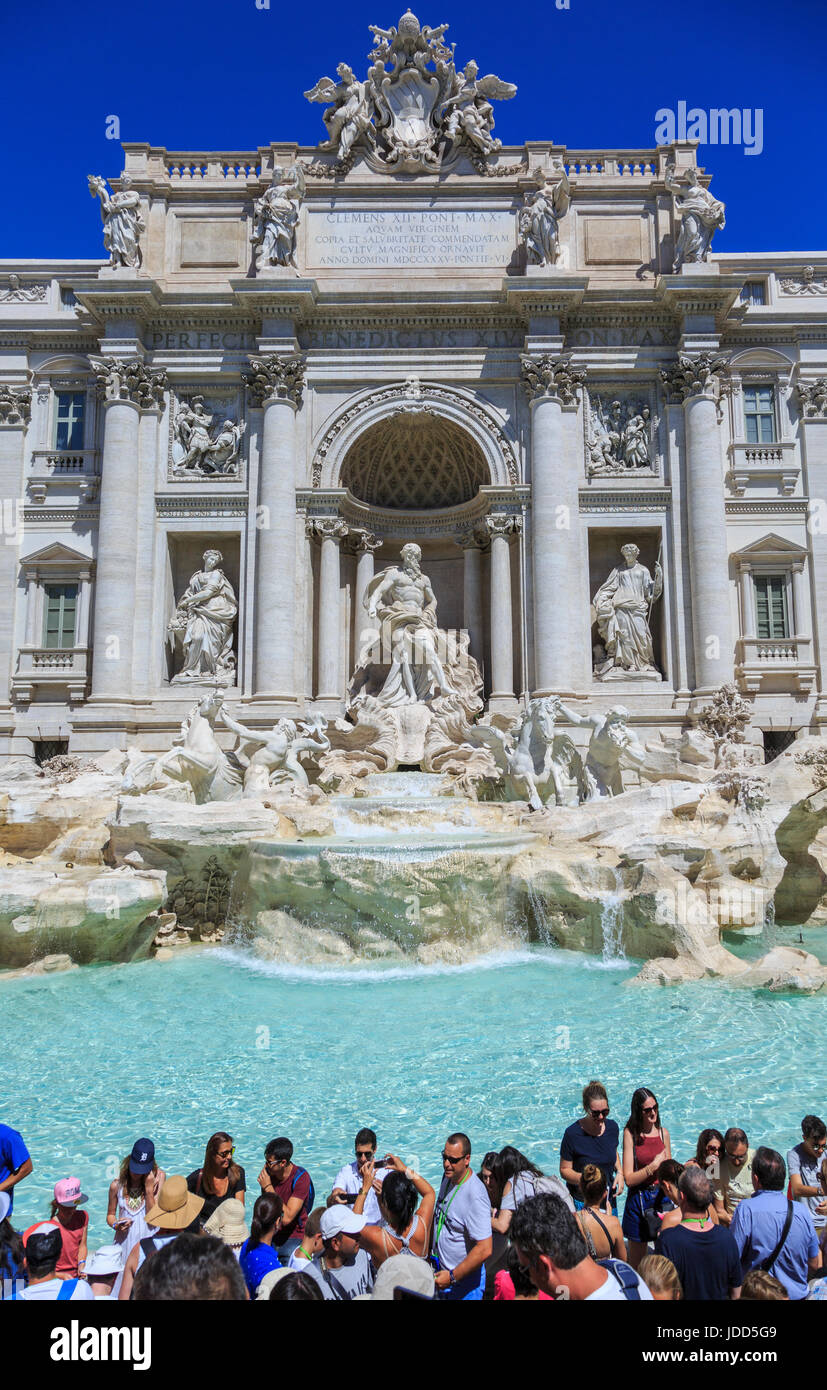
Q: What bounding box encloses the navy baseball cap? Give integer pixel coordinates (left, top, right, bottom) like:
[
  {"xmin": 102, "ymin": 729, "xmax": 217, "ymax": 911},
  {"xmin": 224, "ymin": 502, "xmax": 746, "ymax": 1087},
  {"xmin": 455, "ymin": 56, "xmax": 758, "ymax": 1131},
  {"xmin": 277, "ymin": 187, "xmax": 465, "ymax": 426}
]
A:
[{"xmin": 129, "ymin": 1138, "xmax": 155, "ymax": 1174}]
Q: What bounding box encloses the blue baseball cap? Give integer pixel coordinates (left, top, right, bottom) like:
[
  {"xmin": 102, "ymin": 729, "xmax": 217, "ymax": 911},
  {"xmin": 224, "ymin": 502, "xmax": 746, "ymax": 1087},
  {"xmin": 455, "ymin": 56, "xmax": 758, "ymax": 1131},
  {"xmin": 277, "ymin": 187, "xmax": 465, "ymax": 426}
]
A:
[{"xmin": 129, "ymin": 1138, "xmax": 155, "ymax": 1174}]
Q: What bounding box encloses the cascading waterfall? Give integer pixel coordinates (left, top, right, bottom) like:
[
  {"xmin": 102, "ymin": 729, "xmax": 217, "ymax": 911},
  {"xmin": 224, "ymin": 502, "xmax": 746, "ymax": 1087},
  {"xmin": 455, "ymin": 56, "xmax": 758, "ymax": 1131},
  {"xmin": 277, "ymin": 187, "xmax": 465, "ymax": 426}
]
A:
[
  {"xmin": 599, "ymin": 870, "xmax": 626, "ymax": 963},
  {"xmin": 760, "ymin": 897, "xmax": 777, "ymax": 950}
]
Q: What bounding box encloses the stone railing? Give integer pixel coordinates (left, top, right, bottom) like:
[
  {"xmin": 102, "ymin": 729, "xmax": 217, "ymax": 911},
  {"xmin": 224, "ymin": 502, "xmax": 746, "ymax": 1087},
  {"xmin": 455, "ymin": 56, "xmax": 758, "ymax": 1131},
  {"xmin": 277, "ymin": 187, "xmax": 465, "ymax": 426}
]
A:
[
  {"xmin": 30, "ymin": 449, "xmax": 99, "ymax": 476},
  {"xmin": 727, "ymin": 440, "xmax": 798, "ymax": 496},
  {"xmin": 164, "ymin": 155, "xmax": 263, "ymax": 182},
  {"xmin": 563, "ymin": 150, "xmax": 666, "ymax": 180},
  {"xmin": 12, "ymin": 646, "xmax": 89, "ymax": 704},
  {"xmin": 736, "ymin": 634, "xmax": 815, "ymax": 694}
]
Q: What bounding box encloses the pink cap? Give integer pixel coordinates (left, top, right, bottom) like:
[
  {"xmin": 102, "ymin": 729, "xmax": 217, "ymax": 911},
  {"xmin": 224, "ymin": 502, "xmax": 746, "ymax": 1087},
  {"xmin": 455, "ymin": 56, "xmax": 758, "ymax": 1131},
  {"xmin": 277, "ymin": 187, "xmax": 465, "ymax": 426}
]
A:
[{"xmin": 54, "ymin": 1177, "xmax": 88, "ymax": 1206}]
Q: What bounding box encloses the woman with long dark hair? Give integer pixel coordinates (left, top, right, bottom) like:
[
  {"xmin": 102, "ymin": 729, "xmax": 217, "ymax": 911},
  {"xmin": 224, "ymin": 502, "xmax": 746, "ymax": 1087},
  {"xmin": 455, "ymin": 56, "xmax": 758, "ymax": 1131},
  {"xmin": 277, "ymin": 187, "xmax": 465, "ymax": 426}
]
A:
[
  {"xmin": 106, "ymin": 1139, "xmax": 166, "ymax": 1298},
  {"xmin": 686, "ymin": 1129, "xmax": 725, "ymax": 1177},
  {"xmin": 492, "ymin": 1146, "xmax": 572, "ymax": 1237},
  {"xmin": 187, "ymin": 1132, "xmax": 246, "ymax": 1224},
  {"xmin": 353, "ymin": 1154, "xmax": 434, "ymax": 1266},
  {"xmin": 239, "ymin": 1193, "xmax": 283, "ymax": 1296},
  {"xmin": 621, "ymin": 1086, "xmax": 671, "ymax": 1268}
]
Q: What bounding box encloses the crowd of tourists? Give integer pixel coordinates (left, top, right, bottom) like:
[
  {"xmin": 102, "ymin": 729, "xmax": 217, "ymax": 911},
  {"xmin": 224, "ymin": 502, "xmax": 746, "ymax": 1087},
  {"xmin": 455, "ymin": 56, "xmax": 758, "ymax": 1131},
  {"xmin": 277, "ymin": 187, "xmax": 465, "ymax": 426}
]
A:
[{"xmin": 2, "ymin": 1082, "xmax": 826, "ymax": 1302}]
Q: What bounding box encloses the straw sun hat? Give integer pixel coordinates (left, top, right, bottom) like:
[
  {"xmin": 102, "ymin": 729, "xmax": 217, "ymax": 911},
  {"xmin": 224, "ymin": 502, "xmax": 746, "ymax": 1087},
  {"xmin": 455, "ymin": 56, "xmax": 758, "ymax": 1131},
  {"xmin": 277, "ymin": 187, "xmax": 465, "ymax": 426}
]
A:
[
  {"xmin": 203, "ymin": 1198, "xmax": 250, "ymax": 1247},
  {"xmin": 145, "ymin": 1175, "xmax": 205, "ymax": 1230}
]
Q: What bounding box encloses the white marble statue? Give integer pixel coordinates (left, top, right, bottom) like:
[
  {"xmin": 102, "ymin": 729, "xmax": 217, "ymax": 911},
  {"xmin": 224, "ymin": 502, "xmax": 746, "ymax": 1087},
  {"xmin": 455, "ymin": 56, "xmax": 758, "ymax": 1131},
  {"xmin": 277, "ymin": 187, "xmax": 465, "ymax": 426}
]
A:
[
  {"xmin": 360, "ymin": 542, "xmax": 458, "ymax": 706},
  {"xmin": 556, "ymin": 702, "xmax": 646, "ymax": 798},
  {"xmin": 304, "ymin": 64, "xmax": 376, "ymax": 162},
  {"xmin": 518, "ymin": 171, "xmax": 570, "ymax": 266},
  {"xmin": 251, "ymin": 164, "xmax": 305, "ymax": 271},
  {"xmin": 442, "ymin": 61, "xmax": 516, "ymax": 156},
  {"xmin": 665, "ymin": 165, "xmax": 726, "ymax": 271},
  {"xmin": 477, "ymin": 697, "xmax": 586, "ymax": 809},
  {"xmin": 218, "ymin": 708, "xmax": 330, "ymax": 798},
  {"xmin": 125, "ymin": 691, "xmax": 242, "ymax": 803},
  {"xmin": 172, "ymin": 397, "xmax": 242, "ymax": 476},
  {"xmin": 168, "ymin": 550, "xmax": 238, "ymax": 686},
  {"xmin": 88, "ymin": 174, "xmax": 145, "ymax": 269},
  {"xmin": 591, "ymin": 543, "xmax": 663, "ymax": 681}
]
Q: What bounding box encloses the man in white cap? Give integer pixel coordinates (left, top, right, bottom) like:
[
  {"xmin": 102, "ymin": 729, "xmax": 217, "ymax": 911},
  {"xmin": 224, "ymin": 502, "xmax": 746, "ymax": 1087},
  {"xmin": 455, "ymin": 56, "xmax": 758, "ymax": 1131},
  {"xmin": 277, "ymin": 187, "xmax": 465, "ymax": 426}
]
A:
[
  {"xmin": 311, "ymin": 1206, "xmax": 375, "ymax": 1300},
  {"xmin": 84, "ymin": 1243, "xmax": 125, "ymax": 1299}
]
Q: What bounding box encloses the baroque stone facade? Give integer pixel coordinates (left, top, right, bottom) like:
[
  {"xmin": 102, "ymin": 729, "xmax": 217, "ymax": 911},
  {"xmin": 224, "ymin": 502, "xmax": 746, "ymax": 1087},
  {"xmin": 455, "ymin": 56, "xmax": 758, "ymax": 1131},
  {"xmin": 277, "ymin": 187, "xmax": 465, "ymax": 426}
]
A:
[{"xmin": 0, "ymin": 11, "xmax": 826, "ymax": 761}]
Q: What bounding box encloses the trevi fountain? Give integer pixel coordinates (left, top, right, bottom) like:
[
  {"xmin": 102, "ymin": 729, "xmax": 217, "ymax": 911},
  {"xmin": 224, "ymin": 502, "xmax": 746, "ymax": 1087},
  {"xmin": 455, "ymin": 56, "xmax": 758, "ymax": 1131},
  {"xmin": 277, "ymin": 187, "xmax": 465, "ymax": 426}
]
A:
[{"xmin": 1, "ymin": 10, "xmax": 826, "ymax": 1230}]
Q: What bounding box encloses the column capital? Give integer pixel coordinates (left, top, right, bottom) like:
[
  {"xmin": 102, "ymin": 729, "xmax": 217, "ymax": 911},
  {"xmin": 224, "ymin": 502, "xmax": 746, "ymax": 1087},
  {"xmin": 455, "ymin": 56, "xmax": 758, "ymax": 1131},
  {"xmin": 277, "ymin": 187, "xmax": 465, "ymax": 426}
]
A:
[
  {"xmin": 521, "ymin": 353, "xmax": 585, "ymax": 408},
  {"xmin": 245, "ymin": 354, "xmax": 305, "ymax": 409},
  {"xmin": 0, "ymin": 384, "xmax": 32, "ymax": 428},
  {"xmin": 345, "ymin": 528, "xmax": 381, "ymax": 555},
  {"xmin": 481, "ymin": 512, "xmax": 523, "ymax": 542},
  {"xmin": 306, "ymin": 516, "xmax": 347, "ymax": 543},
  {"xmin": 91, "ymin": 357, "xmax": 167, "ymax": 410},
  {"xmin": 660, "ymin": 351, "xmax": 729, "ymax": 406},
  {"xmin": 796, "ymin": 377, "xmax": 827, "ymax": 421}
]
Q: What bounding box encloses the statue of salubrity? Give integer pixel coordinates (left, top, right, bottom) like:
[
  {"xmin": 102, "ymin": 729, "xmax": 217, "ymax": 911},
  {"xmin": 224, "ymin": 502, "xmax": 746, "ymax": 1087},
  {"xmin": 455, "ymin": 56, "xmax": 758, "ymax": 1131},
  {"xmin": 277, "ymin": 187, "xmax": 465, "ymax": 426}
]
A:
[
  {"xmin": 88, "ymin": 174, "xmax": 144, "ymax": 269},
  {"xmin": 665, "ymin": 165, "xmax": 726, "ymax": 271}
]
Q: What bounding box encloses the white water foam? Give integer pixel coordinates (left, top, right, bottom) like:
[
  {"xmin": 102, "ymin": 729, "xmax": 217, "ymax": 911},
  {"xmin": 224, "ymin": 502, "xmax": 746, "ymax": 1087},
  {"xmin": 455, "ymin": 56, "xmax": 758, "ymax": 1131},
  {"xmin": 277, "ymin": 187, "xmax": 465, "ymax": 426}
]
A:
[{"xmin": 213, "ymin": 942, "xmax": 598, "ymax": 985}]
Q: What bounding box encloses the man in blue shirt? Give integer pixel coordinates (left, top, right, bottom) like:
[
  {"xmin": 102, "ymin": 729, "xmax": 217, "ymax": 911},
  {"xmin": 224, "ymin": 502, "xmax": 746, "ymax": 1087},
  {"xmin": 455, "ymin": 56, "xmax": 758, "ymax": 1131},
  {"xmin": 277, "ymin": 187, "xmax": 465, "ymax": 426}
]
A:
[
  {"xmin": 731, "ymin": 1146, "xmax": 820, "ymax": 1300},
  {"xmin": 0, "ymin": 1122, "xmax": 32, "ymax": 1218}
]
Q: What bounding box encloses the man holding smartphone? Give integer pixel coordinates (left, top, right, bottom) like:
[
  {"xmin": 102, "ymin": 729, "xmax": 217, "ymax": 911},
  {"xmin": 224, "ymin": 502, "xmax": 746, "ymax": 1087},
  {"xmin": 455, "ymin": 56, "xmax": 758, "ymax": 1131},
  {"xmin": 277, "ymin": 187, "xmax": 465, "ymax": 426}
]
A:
[
  {"xmin": 329, "ymin": 1127, "xmax": 387, "ymax": 1224},
  {"xmin": 432, "ymin": 1132, "xmax": 492, "ymax": 1299}
]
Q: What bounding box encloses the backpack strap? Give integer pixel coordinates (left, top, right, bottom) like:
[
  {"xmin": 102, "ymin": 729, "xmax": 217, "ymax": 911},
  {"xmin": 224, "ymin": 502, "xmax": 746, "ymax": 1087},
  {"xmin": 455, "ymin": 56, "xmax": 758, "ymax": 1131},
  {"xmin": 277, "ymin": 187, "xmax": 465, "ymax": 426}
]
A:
[
  {"xmin": 140, "ymin": 1236, "xmax": 158, "ymax": 1260},
  {"xmin": 597, "ymin": 1258, "xmax": 642, "ymax": 1300},
  {"xmin": 760, "ymin": 1200, "xmax": 795, "ymax": 1273},
  {"xmin": 57, "ymin": 1278, "xmax": 78, "ymax": 1301}
]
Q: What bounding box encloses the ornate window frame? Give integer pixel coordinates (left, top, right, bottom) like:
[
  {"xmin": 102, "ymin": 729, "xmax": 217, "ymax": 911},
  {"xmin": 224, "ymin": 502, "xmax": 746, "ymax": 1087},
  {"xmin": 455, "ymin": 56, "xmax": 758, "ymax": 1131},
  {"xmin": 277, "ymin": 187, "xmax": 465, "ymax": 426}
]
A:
[
  {"xmin": 732, "ymin": 533, "xmax": 815, "ymax": 694},
  {"xmin": 726, "ymin": 348, "xmax": 798, "ymax": 495},
  {"xmin": 11, "ymin": 543, "xmax": 94, "ymax": 705}
]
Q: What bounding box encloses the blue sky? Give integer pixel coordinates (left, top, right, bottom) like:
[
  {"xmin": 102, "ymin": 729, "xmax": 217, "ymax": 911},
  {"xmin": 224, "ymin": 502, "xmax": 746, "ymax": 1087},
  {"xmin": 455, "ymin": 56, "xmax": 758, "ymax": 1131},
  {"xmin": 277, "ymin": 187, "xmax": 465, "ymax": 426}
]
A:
[{"xmin": 2, "ymin": 0, "xmax": 824, "ymax": 258}]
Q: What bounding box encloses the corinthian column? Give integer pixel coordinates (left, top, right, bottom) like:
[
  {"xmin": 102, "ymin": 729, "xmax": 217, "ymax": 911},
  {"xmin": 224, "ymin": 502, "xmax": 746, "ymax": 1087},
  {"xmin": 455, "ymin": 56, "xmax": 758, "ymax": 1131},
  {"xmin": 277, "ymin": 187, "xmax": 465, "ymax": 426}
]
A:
[
  {"xmin": 522, "ymin": 354, "xmax": 585, "ymax": 697},
  {"xmin": 459, "ymin": 532, "xmax": 484, "ymax": 666},
  {"xmin": 351, "ymin": 530, "xmax": 381, "ymax": 659},
  {"xmin": 483, "ymin": 513, "xmax": 522, "ymax": 705},
  {"xmin": 662, "ymin": 353, "xmax": 733, "ymax": 695},
  {"xmin": 0, "ymin": 385, "xmax": 32, "ymax": 705},
  {"xmin": 796, "ymin": 379, "xmax": 827, "ymax": 722},
  {"xmin": 246, "ymin": 354, "xmax": 305, "ymax": 703},
  {"xmin": 89, "ymin": 359, "xmax": 167, "ymax": 700},
  {"xmin": 308, "ymin": 517, "xmax": 347, "ymax": 703}
]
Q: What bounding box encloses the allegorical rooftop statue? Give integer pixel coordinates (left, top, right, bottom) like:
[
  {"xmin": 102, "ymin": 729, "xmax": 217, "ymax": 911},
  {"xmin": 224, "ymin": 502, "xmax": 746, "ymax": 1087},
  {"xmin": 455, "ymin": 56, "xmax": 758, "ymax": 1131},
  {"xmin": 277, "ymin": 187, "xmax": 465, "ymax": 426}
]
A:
[
  {"xmin": 88, "ymin": 173, "xmax": 145, "ymax": 269},
  {"xmin": 665, "ymin": 165, "xmax": 726, "ymax": 271}
]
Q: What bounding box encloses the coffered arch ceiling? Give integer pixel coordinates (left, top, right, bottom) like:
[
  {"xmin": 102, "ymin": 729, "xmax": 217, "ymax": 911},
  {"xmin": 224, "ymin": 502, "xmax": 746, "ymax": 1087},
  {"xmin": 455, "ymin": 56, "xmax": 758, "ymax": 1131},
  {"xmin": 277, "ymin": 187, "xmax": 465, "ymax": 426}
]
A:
[{"xmin": 340, "ymin": 411, "xmax": 488, "ymax": 510}]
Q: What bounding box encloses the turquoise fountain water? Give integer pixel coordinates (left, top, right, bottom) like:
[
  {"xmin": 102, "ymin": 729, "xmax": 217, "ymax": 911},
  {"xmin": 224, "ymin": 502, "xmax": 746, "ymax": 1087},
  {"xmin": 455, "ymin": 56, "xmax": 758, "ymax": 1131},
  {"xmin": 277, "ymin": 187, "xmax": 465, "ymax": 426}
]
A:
[{"xmin": 3, "ymin": 934, "xmax": 823, "ymax": 1246}]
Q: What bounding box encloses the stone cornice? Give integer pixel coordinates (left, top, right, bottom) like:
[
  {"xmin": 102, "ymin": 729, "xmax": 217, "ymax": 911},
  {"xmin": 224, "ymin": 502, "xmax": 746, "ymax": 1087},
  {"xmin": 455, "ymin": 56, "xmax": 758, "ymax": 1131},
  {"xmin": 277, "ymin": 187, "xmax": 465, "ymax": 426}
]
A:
[
  {"xmin": 503, "ymin": 276, "xmax": 589, "ymax": 322},
  {"xmin": 72, "ymin": 279, "xmax": 163, "ymax": 324},
  {"xmin": 231, "ymin": 279, "xmax": 318, "ymax": 321},
  {"xmin": 244, "ymin": 354, "xmax": 305, "ymax": 408},
  {"xmin": 579, "ymin": 487, "xmax": 671, "ymax": 512},
  {"xmin": 655, "ymin": 273, "xmax": 744, "ymax": 328},
  {"xmin": 725, "ymin": 499, "xmax": 808, "ymax": 515}
]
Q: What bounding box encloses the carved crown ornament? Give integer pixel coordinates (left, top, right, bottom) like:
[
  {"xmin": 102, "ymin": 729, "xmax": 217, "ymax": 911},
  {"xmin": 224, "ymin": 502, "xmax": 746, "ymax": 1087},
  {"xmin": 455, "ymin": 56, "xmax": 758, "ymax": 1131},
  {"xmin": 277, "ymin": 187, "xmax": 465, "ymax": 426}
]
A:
[
  {"xmin": 310, "ymin": 380, "xmax": 518, "ymax": 488},
  {"xmin": 796, "ymin": 378, "xmax": 827, "ymax": 420},
  {"xmin": 520, "ymin": 353, "xmax": 586, "ymax": 407},
  {"xmin": 92, "ymin": 358, "xmax": 168, "ymax": 410},
  {"xmin": 0, "ymin": 384, "xmax": 33, "ymax": 427},
  {"xmin": 244, "ymin": 355, "xmax": 305, "ymax": 408},
  {"xmin": 659, "ymin": 352, "xmax": 730, "ymax": 405}
]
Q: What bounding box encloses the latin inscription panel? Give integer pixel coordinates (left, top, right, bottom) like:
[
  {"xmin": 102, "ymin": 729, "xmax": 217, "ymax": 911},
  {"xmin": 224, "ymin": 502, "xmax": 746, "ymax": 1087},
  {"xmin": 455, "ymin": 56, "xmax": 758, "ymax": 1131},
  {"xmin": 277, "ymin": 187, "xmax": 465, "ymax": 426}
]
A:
[{"xmin": 306, "ymin": 210, "xmax": 515, "ymax": 269}]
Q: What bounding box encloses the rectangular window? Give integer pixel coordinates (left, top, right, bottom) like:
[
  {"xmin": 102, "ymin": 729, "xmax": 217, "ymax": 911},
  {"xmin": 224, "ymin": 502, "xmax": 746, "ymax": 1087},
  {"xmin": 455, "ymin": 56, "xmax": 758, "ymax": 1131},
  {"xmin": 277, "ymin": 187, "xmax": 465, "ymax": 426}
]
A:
[
  {"xmin": 54, "ymin": 392, "xmax": 85, "ymax": 450},
  {"xmin": 43, "ymin": 584, "xmax": 78, "ymax": 649},
  {"xmin": 755, "ymin": 575, "xmax": 788, "ymax": 640},
  {"xmin": 740, "ymin": 281, "xmax": 766, "ymax": 306},
  {"xmin": 744, "ymin": 385, "xmax": 776, "ymax": 444}
]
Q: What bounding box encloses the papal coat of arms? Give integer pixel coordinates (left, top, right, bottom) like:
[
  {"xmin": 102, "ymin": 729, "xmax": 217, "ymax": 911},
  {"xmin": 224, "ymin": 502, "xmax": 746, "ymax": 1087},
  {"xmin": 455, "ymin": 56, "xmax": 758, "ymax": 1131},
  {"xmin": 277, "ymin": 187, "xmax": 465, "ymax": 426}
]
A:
[{"xmin": 304, "ymin": 10, "xmax": 516, "ymax": 174}]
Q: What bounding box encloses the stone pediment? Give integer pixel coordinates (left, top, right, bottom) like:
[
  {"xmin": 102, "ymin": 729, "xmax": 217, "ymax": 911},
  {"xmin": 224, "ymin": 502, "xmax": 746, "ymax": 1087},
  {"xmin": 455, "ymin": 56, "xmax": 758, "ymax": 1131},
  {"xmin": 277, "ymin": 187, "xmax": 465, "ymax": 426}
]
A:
[
  {"xmin": 20, "ymin": 542, "xmax": 92, "ymax": 572},
  {"xmin": 731, "ymin": 533, "xmax": 807, "ymax": 562}
]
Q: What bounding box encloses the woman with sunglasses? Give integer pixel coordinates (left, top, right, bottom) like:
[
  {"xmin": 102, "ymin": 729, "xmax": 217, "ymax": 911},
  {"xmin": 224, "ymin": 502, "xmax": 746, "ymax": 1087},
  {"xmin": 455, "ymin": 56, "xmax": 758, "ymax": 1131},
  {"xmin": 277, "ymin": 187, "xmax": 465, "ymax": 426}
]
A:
[
  {"xmin": 559, "ymin": 1081, "xmax": 624, "ymax": 1213},
  {"xmin": 621, "ymin": 1087, "xmax": 671, "ymax": 1269},
  {"xmin": 686, "ymin": 1129, "xmax": 725, "ymax": 1178},
  {"xmin": 187, "ymin": 1132, "xmax": 246, "ymax": 1225}
]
